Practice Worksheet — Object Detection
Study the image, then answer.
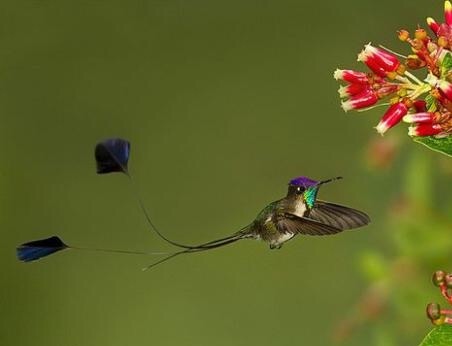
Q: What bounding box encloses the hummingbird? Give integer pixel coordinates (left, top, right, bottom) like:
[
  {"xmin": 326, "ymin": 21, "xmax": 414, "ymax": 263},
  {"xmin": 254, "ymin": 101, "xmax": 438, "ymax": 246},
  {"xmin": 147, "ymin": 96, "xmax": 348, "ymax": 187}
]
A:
[
  {"xmin": 16, "ymin": 138, "xmax": 370, "ymax": 270},
  {"xmin": 142, "ymin": 175, "xmax": 370, "ymax": 269}
]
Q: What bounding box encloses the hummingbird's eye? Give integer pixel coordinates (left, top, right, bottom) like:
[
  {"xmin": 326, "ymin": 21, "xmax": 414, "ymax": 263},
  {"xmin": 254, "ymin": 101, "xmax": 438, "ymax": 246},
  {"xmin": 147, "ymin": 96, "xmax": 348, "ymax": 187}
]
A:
[{"xmin": 296, "ymin": 186, "xmax": 304, "ymax": 194}]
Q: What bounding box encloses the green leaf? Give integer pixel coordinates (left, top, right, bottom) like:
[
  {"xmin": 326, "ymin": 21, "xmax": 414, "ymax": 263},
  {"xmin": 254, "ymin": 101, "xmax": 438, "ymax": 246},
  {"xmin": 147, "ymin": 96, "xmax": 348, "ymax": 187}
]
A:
[
  {"xmin": 425, "ymin": 94, "xmax": 437, "ymax": 113},
  {"xmin": 441, "ymin": 52, "xmax": 452, "ymax": 79},
  {"xmin": 419, "ymin": 325, "xmax": 452, "ymax": 346},
  {"xmin": 413, "ymin": 136, "xmax": 452, "ymax": 157}
]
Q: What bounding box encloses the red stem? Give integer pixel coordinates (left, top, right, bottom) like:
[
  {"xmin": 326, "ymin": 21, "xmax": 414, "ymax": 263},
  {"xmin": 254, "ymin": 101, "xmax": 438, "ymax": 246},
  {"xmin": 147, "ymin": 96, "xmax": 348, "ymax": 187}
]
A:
[{"xmin": 440, "ymin": 285, "xmax": 451, "ymax": 301}]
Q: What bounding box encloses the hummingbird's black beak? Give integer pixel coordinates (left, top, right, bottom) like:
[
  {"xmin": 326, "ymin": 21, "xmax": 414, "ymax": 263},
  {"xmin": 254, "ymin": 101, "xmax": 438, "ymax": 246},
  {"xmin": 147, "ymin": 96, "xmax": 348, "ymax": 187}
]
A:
[{"xmin": 317, "ymin": 176, "xmax": 343, "ymax": 187}]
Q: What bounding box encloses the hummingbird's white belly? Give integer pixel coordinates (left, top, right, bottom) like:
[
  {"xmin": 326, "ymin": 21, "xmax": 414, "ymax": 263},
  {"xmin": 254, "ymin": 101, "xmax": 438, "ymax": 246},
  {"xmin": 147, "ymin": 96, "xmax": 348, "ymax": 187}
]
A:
[
  {"xmin": 258, "ymin": 216, "xmax": 296, "ymax": 248},
  {"xmin": 292, "ymin": 201, "xmax": 307, "ymax": 217},
  {"xmin": 277, "ymin": 232, "xmax": 295, "ymax": 243},
  {"xmin": 269, "ymin": 232, "xmax": 295, "ymax": 249}
]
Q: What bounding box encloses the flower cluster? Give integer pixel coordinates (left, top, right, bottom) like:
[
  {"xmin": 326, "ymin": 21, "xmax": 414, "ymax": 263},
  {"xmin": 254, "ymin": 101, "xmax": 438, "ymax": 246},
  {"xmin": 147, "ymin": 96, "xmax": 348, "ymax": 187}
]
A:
[
  {"xmin": 426, "ymin": 270, "xmax": 452, "ymax": 325},
  {"xmin": 334, "ymin": 1, "xmax": 452, "ymax": 138}
]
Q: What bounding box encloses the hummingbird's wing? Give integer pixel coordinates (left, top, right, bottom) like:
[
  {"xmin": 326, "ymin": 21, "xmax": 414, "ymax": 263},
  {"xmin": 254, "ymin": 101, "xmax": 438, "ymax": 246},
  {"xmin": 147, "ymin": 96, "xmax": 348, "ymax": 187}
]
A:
[
  {"xmin": 308, "ymin": 200, "xmax": 370, "ymax": 230},
  {"xmin": 275, "ymin": 213, "xmax": 343, "ymax": 236}
]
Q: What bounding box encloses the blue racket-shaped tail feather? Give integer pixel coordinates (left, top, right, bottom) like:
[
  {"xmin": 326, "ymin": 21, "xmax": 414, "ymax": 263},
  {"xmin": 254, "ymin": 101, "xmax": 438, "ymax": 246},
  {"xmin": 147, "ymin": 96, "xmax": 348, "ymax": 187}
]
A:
[
  {"xmin": 17, "ymin": 236, "xmax": 69, "ymax": 262},
  {"xmin": 95, "ymin": 138, "xmax": 130, "ymax": 174}
]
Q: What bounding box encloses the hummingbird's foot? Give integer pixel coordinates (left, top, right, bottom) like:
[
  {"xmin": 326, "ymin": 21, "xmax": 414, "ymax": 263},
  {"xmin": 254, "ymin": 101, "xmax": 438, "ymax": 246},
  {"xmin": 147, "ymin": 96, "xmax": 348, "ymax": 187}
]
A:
[{"xmin": 269, "ymin": 243, "xmax": 282, "ymax": 250}]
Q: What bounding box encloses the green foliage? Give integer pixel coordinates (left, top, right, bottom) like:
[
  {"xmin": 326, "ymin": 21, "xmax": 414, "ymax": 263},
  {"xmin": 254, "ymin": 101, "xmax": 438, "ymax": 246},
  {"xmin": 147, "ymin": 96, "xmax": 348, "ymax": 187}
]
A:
[
  {"xmin": 342, "ymin": 149, "xmax": 452, "ymax": 346},
  {"xmin": 413, "ymin": 136, "xmax": 452, "ymax": 157},
  {"xmin": 440, "ymin": 52, "xmax": 452, "ymax": 80},
  {"xmin": 425, "ymin": 94, "xmax": 437, "ymax": 113},
  {"xmin": 419, "ymin": 325, "xmax": 452, "ymax": 346}
]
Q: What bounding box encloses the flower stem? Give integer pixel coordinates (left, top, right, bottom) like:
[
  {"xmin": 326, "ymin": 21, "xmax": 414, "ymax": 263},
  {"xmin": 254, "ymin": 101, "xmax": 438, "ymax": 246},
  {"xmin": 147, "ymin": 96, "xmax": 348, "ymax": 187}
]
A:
[
  {"xmin": 407, "ymin": 84, "xmax": 431, "ymax": 100},
  {"xmin": 395, "ymin": 75, "xmax": 415, "ymax": 86},
  {"xmin": 378, "ymin": 44, "xmax": 408, "ymax": 59},
  {"xmin": 404, "ymin": 71, "xmax": 424, "ymax": 86},
  {"xmin": 357, "ymin": 102, "xmax": 391, "ymax": 112}
]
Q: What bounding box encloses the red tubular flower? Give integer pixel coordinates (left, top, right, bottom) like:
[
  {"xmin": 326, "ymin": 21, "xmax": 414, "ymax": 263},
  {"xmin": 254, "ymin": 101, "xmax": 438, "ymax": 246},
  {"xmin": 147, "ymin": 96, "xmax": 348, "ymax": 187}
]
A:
[
  {"xmin": 334, "ymin": 2, "xmax": 452, "ymax": 140},
  {"xmin": 375, "ymin": 102, "xmax": 408, "ymax": 134},
  {"xmin": 408, "ymin": 123, "xmax": 443, "ymax": 136},
  {"xmin": 403, "ymin": 112, "xmax": 435, "ymax": 123},
  {"xmin": 338, "ymin": 83, "xmax": 369, "ymax": 98},
  {"xmin": 445, "ymin": 0, "xmax": 452, "ymax": 26},
  {"xmin": 413, "ymin": 100, "xmax": 427, "ymax": 112},
  {"xmin": 333, "ymin": 1, "xmax": 452, "ymax": 141},
  {"xmin": 437, "ymin": 80, "xmax": 452, "ymax": 101},
  {"xmin": 358, "ymin": 44, "xmax": 400, "ymax": 73},
  {"xmin": 427, "ymin": 17, "xmax": 440, "ymax": 36},
  {"xmin": 376, "ymin": 85, "xmax": 399, "ymax": 98},
  {"xmin": 341, "ymin": 89, "xmax": 378, "ymax": 112},
  {"xmin": 333, "ymin": 69, "xmax": 369, "ymax": 84},
  {"xmin": 359, "ymin": 56, "xmax": 388, "ymax": 77}
]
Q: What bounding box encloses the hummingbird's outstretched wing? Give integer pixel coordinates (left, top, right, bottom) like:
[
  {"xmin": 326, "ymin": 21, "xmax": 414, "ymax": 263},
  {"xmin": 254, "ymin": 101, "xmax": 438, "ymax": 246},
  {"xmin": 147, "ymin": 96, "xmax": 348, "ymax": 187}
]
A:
[
  {"xmin": 275, "ymin": 213, "xmax": 343, "ymax": 236},
  {"xmin": 308, "ymin": 200, "xmax": 370, "ymax": 230}
]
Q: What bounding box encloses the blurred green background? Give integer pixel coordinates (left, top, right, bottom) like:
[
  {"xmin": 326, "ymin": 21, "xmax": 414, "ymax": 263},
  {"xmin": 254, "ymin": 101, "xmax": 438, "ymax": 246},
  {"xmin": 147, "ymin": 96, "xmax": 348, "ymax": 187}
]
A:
[{"xmin": 1, "ymin": 1, "xmax": 451, "ymax": 345}]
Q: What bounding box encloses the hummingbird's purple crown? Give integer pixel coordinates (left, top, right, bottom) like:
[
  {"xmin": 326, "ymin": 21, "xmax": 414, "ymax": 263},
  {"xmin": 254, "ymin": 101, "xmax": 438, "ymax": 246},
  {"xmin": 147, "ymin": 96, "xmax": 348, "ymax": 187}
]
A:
[{"xmin": 289, "ymin": 176, "xmax": 318, "ymax": 188}]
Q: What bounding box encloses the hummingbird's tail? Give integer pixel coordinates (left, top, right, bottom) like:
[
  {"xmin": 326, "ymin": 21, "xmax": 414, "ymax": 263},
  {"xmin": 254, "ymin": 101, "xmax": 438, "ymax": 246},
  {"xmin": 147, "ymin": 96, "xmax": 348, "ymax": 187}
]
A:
[
  {"xmin": 96, "ymin": 138, "xmax": 216, "ymax": 251},
  {"xmin": 126, "ymin": 175, "xmax": 214, "ymax": 250},
  {"xmin": 17, "ymin": 226, "xmax": 251, "ymax": 269},
  {"xmin": 16, "ymin": 235, "xmax": 168, "ymax": 263},
  {"xmin": 97, "ymin": 139, "xmax": 255, "ymax": 253},
  {"xmin": 142, "ymin": 227, "xmax": 251, "ymax": 271}
]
